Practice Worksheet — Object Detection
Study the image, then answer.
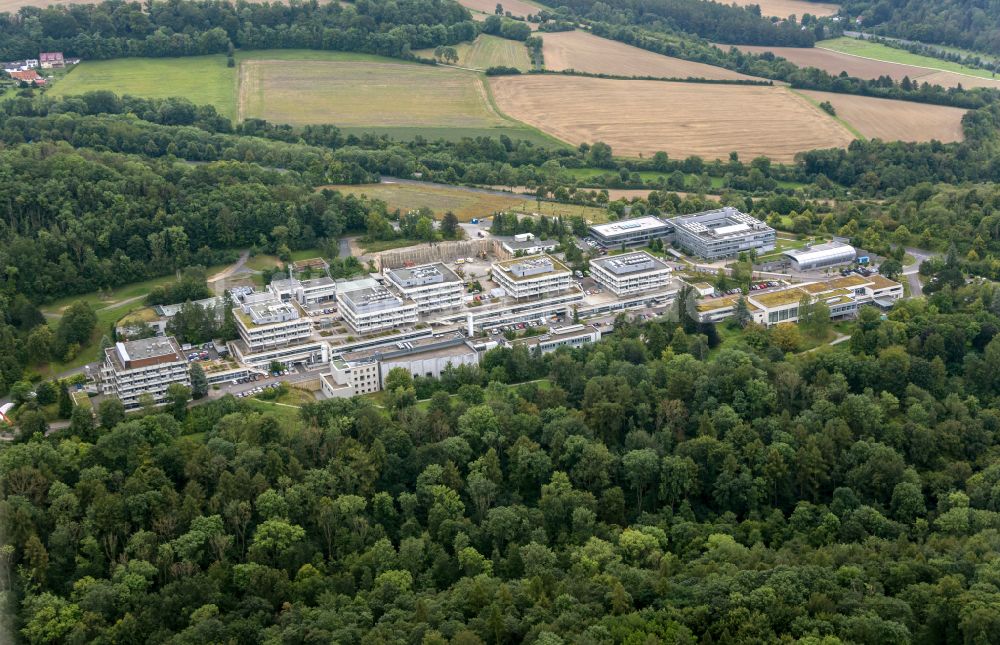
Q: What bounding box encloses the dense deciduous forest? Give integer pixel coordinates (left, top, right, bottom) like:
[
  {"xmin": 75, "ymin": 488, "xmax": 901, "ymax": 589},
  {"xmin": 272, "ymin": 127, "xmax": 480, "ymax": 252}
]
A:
[
  {"xmin": 0, "ymin": 0, "xmax": 477, "ymax": 60},
  {"xmin": 837, "ymin": 0, "xmax": 1000, "ymax": 55},
  {"xmin": 548, "ymin": 0, "xmax": 815, "ymax": 46},
  {"xmin": 6, "ymin": 283, "xmax": 1000, "ymax": 642}
]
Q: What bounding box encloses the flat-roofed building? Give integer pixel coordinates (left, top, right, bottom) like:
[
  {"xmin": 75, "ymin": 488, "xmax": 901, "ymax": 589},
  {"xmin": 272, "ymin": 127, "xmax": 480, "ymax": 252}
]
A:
[
  {"xmin": 100, "ymin": 337, "xmax": 191, "ymax": 408},
  {"xmin": 673, "ymin": 207, "xmax": 775, "ymax": 259},
  {"xmin": 234, "ymin": 296, "xmax": 313, "ymax": 352},
  {"xmin": 783, "ymin": 241, "xmax": 856, "ymax": 271},
  {"xmin": 492, "ymin": 254, "xmax": 573, "ymax": 300},
  {"xmin": 696, "ymin": 273, "xmax": 903, "ymax": 327},
  {"xmin": 590, "ymin": 251, "xmax": 672, "ymax": 296},
  {"xmin": 589, "ymin": 217, "xmax": 672, "ymax": 248},
  {"xmin": 338, "ymin": 279, "xmax": 418, "ymax": 334},
  {"xmin": 322, "ymin": 332, "xmax": 479, "ymax": 398},
  {"xmin": 268, "ymin": 276, "xmax": 337, "ymax": 306},
  {"xmin": 499, "ymin": 234, "xmax": 559, "ymax": 257},
  {"xmin": 385, "ymin": 263, "xmax": 464, "ymax": 314},
  {"xmin": 510, "ymin": 324, "xmax": 601, "ymax": 354}
]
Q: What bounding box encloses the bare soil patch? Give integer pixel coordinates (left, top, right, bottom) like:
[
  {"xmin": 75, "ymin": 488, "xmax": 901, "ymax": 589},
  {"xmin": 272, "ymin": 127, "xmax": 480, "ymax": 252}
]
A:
[
  {"xmin": 544, "ymin": 31, "xmax": 759, "ymax": 81},
  {"xmin": 489, "ymin": 75, "xmax": 854, "ymax": 162},
  {"xmin": 798, "ymin": 90, "xmax": 967, "ymax": 143}
]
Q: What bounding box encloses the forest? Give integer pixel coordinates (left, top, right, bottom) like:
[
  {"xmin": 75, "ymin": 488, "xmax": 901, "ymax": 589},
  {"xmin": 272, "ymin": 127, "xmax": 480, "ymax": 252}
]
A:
[
  {"xmin": 0, "ymin": 0, "xmax": 477, "ymax": 61},
  {"xmin": 5, "ymin": 280, "xmax": 1000, "ymax": 642}
]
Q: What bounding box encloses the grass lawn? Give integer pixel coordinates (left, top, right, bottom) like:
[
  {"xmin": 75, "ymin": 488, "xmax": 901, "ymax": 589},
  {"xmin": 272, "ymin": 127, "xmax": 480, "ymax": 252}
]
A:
[
  {"xmin": 245, "ymin": 254, "xmax": 282, "ymax": 271},
  {"xmin": 324, "ymin": 181, "xmax": 609, "ymax": 223},
  {"xmin": 51, "ymin": 54, "xmax": 238, "ymax": 119},
  {"xmin": 241, "ymin": 397, "xmax": 305, "ymax": 427},
  {"xmin": 819, "ymin": 37, "xmax": 1000, "ymax": 81},
  {"xmin": 36, "ymin": 262, "xmax": 229, "ymax": 376},
  {"xmin": 47, "ymin": 49, "xmax": 561, "ymax": 146}
]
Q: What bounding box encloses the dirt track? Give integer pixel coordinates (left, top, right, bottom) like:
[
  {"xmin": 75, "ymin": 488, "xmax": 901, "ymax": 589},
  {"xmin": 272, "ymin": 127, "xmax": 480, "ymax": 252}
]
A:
[
  {"xmin": 490, "ymin": 75, "xmax": 854, "ymax": 162},
  {"xmin": 543, "ymin": 31, "xmax": 761, "ymax": 81},
  {"xmin": 798, "ymin": 90, "xmax": 967, "ymax": 143}
]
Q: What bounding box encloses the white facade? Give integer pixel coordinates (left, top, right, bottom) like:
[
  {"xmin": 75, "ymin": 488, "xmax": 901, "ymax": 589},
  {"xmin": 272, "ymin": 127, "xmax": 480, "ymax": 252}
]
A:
[
  {"xmin": 235, "ymin": 298, "xmax": 313, "ymax": 352},
  {"xmin": 673, "ymin": 207, "xmax": 776, "ymax": 259},
  {"xmin": 269, "ymin": 277, "xmax": 337, "ymax": 306},
  {"xmin": 385, "ymin": 263, "xmax": 464, "ymax": 314},
  {"xmin": 512, "ymin": 324, "xmax": 602, "ymax": 354},
  {"xmin": 491, "ymin": 255, "xmax": 573, "ymax": 300},
  {"xmin": 590, "ymin": 252, "xmax": 673, "ymax": 296},
  {"xmin": 322, "ymin": 333, "xmax": 479, "ymax": 398},
  {"xmin": 100, "ymin": 337, "xmax": 191, "ymax": 409},
  {"xmin": 784, "ymin": 242, "xmax": 856, "ymax": 271},
  {"xmin": 338, "ymin": 284, "xmax": 419, "ymax": 334},
  {"xmin": 589, "ymin": 217, "xmax": 672, "ymax": 248}
]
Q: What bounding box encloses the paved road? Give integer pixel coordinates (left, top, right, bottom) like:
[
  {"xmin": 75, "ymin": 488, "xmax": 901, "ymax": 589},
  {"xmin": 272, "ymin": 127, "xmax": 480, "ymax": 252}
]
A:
[{"xmin": 903, "ymin": 247, "xmax": 936, "ymax": 297}]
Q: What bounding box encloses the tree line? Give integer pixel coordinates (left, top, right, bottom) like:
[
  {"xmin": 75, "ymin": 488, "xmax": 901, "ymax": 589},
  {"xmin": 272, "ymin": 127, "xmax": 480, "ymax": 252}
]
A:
[
  {"xmin": 0, "ymin": 0, "xmax": 477, "ymax": 61},
  {"xmin": 837, "ymin": 0, "xmax": 1000, "ymax": 55}
]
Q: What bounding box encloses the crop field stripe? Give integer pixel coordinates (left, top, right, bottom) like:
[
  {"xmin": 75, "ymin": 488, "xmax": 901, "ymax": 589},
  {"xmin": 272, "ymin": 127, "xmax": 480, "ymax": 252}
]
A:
[
  {"xmin": 789, "ymin": 89, "xmax": 865, "ymax": 141},
  {"xmin": 817, "ymin": 38, "xmax": 1000, "ymax": 81},
  {"xmin": 478, "ymin": 76, "xmax": 572, "ymax": 148}
]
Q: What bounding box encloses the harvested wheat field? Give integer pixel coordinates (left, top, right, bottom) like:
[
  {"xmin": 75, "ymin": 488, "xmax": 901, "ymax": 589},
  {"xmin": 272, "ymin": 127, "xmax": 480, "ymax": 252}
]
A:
[
  {"xmin": 416, "ymin": 34, "xmax": 531, "ymax": 71},
  {"xmin": 543, "ymin": 30, "xmax": 759, "ymax": 80},
  {"xmin": 458, "ymin": 0, "xmax": 540, "ymax": 18},
  {"xmin": 723, "ymin": 0, "xmax": 839, "ymax": 18},
  {"xmin": 490, "ymin": 75, "xmax": 854, "ymax": 162},
  {"xmin": 798, "ymin": 90, "xmax": 967, "ymax": 142},
  {"xmin": 730, "ymin": 44, "xmax": 1000, "ymax": 89}
]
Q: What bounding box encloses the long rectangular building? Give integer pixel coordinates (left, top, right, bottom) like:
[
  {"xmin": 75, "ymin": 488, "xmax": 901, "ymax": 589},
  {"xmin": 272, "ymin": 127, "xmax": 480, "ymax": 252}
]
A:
[
  {"xmin": 100, "ymin": 337, "xmax": 191, "ymax": 408},
  {"xmin": 589, "ymin": 217, "xmax": 672, "ymax": 248},
  {"xmin": 672, "ymin": 207, "xmax": 775, "ymax": 260}
]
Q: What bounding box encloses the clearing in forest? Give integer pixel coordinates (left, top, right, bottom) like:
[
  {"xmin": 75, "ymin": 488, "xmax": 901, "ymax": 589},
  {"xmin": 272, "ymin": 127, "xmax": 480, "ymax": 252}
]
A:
[
  {"xmin": 542, "ymin": 30, "xmax": 760, "ymax": 81},
  {"xmin": 490, "ymin": 75, "xmax": 855, "ymax": 162},
  {"xmin": 797, "ymin": 90, "xmax": 967, "ymax": 143},
  {"xmin": 416, "ymin": 34, "xmax": 532, "ymax": 71},
  {"xmin": 321, "ymin": 181, "xmax": 610, "ymax": 223},
  {"xmin": 724, "ymin": 0, "xmax": 839, "ymax": 19},
  {"xmin": 457, "ymin": 0, "xmax": 541, "ymax": 19}
]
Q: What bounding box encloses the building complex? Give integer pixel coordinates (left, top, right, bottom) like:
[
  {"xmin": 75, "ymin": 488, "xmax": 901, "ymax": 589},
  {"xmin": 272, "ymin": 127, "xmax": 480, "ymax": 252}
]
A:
[
  {"xmin": 673, "ymin": 207, "xmax": 776, "ymax": 259},
  {"xmin": 491, "ymin": 254, "xmax": 574, "ymax": 300},
  {"xmin": 697, "ymin": 274, "xmax": 903, "ymax": 326},
  {"xmin": 337, "ymin": 278, "xmax": 419, "ymax": 334}
]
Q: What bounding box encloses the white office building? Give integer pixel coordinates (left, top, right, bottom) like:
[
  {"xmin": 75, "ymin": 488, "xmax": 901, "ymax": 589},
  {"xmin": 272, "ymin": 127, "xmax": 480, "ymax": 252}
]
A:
[
  {"xmin": 234, "ymin": 297, "xmax": 313, "ymax": 352},
  {"xmin": 510, "ymin": 324, "xmax": 602, "ymax": 354},
  {"xmin": 492, "ymin": 254, "xmax": 573, "ymax": 300},
  {"xmin": 322, "ymin": 332, "xmax": 479, "ymax": 398},
  {"xmin": 268, "ymin": 276, "xmax": 338, "ymax": 306},
  {"xmin": 589, "ymin": 217, "xmax": 673, "ymax": 248},
  {"xmin": 672, "ymin": 207, "xmax": 775, "ymax": 259},
  {"xmin": 499, "ymin": 233, "xmax": 559, "ymax": 256},
  {"xmin": 337, "ymin": 278, "xmax": 419, "ymax": 334},
  {"xmin": 384, "ymin": 263, "xmax": 464, "ymax": 314},
  {"xmin": 590, "ymin": 251, "xmax": 673, "ymax": 296},
  {"xmin": 100, "ymin": 337, "xmax": 191, "ymax": 409},
  {"xmin": 783, "ymin": 241, "xmax": 856, "ymax": 271}
]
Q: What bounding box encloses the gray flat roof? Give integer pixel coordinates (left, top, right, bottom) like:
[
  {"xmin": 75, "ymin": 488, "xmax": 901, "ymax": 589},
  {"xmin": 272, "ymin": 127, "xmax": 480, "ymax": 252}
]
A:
[
  {"xmin": 387, "ymin": 262, "xmax": 461, "ymax": 285},
  {"xmin": 591, "ymin": 251, "xmax": 670, "ymax": 276}
]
